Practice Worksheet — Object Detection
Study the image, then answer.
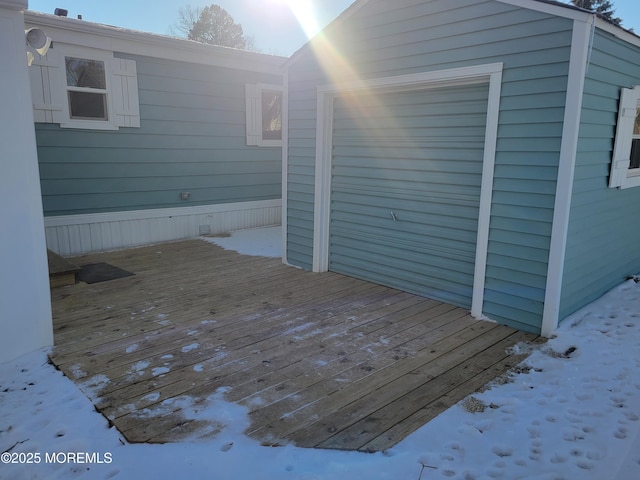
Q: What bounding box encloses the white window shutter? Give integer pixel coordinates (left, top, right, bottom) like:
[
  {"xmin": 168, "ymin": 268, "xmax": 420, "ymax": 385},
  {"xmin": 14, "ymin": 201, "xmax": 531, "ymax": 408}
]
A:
[
  {"xmin": 610, "ymin": 86, "xmax": 640, "ymax": 188},
  {"xmin": 110, "ymin": 58, "xmax": 140, "ymax": 128},
  {"xmin": 30, "ymin": 49, "xmax": 64, "ymax": 124},
  {"xmin": 246, "ymin": 84, "xmax": 261, "ymax": 146}
]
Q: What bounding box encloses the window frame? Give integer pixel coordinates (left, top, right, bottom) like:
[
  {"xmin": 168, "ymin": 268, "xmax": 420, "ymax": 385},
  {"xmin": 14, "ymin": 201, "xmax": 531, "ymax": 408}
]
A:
[
  {"xmin": 65, "ymin": 56, "xmax": 109, "ymax": 121},
  {"xmin": 246, "ymin": 83, "xmax": 283, "ymax": 147},
  {"xmin": 610, "ymin": 85, "xmax": 640, "ymax": 189},
  {"xmin": 58, "ymin": 46, "xmax": 118, "ymax": 131}
]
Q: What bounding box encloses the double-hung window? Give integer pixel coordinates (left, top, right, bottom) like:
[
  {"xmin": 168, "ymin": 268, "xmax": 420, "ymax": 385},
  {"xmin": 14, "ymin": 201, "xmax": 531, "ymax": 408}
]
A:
[
  {"xmin": 246, "ymin": 84, "xmax": 283, "ymax": 147},
  {"xmin": 610, "ymin": 85, "xmax": 640, "ymax": 189},
  {"xmin": 65, "ymin": 56, "xmax": 109, "ymax": 121}
]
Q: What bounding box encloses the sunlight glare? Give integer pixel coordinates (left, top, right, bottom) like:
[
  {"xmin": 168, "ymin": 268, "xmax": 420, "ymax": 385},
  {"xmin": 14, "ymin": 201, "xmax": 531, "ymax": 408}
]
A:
[{"xmin": 276, "ymin": 0, "xmax": 321, "ymax": 39}]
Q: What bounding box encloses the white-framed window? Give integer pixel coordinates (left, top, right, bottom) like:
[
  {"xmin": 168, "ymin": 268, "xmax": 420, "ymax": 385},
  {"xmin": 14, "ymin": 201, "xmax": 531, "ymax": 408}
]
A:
[
  {"xmin": 246, "ymin": 84, "xmax": 283, "ymax": 147},
  {"xmin": 30, "ymin": 45, "xmax": 140, "ymax": 130},
  {"xmin": 64, "ymin": 54, "xmax": 110, "ymax": 126},
  {"xmin": 610, "ymin": 85, "xmax": 640, "ymax": 189}
]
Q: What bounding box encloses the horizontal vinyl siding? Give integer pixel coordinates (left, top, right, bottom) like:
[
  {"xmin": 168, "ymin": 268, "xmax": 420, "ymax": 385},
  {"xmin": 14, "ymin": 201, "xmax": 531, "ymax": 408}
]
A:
[
  {"xmin": 286, "ymin": 0, "xmax": 572, "ymax": 331},
  {"xmin": 560, "ymin": 30, "xmax": 640, "ymax": 320},
  {"xmin": 329, "ymin": 84, "xmax": 488, "ymax": 308},
  {"xmin": 36, "ymin": 54, "xmax": 282, "ymax": 216}
]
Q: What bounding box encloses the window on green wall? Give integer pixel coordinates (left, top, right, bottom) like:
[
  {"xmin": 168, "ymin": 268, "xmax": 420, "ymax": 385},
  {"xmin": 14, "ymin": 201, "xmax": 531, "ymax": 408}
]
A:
[
  {"xmin": 65, "ymin": 57, "xmax": 108, "ymax": 121},
  {"xmin": 28, "ymin": 44, "xmax": 140, "ymax": 130},
  {"xmin": 631, "ymin": 110, "xmax": 640, "ymax": 170},
  {"xmin": 610, "ymin": 86, "xmax": 640, "ymax": 189},
  {"xmin": 246, "ymin": 84, "xmax": 283, "ymax": 147},
  {"xmin": 261, "ymin": 89, "xmax": 282, "ymax": 141}
]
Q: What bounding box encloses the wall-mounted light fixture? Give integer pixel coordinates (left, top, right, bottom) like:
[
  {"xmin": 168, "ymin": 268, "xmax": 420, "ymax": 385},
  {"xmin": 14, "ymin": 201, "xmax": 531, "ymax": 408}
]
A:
[{"xmin": 25, "ymin": 28, "xmax": 52, "ymax": 66}]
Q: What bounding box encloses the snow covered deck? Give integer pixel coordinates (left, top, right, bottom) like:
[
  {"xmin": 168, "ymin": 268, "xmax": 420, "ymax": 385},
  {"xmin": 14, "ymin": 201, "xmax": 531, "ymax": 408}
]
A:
[{"xmin": 48, "ymin": 238, "xmax": 539, "ymax": 451}]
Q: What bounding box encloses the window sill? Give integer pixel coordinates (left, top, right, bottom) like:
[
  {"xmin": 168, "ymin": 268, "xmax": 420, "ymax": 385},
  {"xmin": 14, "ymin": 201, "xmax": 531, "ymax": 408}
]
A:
[
  {"xmin": 59, "ymin": 120, "xmax": 119, "ymax": 131},
  {"xmin": 617, "ymin": 173, "xmax": 640, "ymax": 189}
]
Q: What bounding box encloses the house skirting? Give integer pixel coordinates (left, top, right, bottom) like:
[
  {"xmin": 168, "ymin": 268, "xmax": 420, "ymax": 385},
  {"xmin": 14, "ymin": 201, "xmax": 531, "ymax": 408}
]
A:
[{"xmin": 44, "ymin": 199, "xmax": 282, "ymax": 256}]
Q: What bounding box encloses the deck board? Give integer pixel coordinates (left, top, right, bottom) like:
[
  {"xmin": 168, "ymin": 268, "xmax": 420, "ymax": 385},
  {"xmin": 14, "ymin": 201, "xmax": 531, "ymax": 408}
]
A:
[{"xmin": 49, "ymin": 238, "xmax": 539, "ymax": 450}]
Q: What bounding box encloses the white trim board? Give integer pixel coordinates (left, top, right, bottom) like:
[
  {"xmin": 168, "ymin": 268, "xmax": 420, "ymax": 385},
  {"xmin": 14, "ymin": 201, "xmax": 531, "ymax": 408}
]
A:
[
  {"xmin": 45, "ymin": 200, "xmax": 282, "ymax": 256},
  {"xmin": 281, "ymin": 71, "xmax": 291, "ymax": 266},
  {"xmin": 312, "ymin": 63, "xmax": 503, "ymax": 321},
  {"xmin": 497, "ymin": 0, "xmax": 590, "ymax": 21},
  {"xmin": 541, "ymin": 17, "xmax": 594, "ymax": 337}
]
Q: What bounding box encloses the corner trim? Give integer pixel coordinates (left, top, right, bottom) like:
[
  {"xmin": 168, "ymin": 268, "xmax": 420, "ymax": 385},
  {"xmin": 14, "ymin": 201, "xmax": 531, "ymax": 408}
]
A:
[
  {"xmin": 281, "ymin": 71, "xmax": 290, "ymax": 265},
  {"xmin": 541, "ymin": 16, "xmax": 594, "ymax": 337}
]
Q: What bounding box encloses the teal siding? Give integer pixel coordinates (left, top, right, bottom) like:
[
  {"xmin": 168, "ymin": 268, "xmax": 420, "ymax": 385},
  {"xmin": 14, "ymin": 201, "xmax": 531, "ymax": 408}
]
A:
[
  {"xmin": 36, "ymin": 54, "xmax": 282, "ymax": 216},
  {"xmin": 286, "ymin": 0, "xmax": 574, "ymax": 332},
  {"xmin": 329, "ymin": 84, "xmax": 489, "ymax": 308},
  {"xmin": 560, "ymin": 30, "xmax": 640, "ymax": 320},
  {"xmin": 286, "ymin": 71, "xmax": 327, "ymax": 269}
]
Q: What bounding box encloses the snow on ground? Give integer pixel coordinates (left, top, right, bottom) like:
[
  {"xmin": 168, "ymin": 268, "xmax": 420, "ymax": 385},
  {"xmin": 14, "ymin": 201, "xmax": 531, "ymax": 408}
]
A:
[
  {"xmin": 1, "ymin": 227, "xmax": 640, "ymax": 479},
  {"xmin": 203, "ymin": 226, "xmax": 282, "ymax": 258}
]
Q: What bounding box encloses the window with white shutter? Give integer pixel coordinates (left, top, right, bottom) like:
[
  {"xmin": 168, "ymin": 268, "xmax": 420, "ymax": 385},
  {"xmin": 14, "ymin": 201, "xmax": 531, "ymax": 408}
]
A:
[
  {"xmin": 29, "ymin": 45, "xmax": 140, "ymax": 131},
  {"xmin": 246, "ymin": 83, "xmax": 282, "ymax": 147},
  {"xmin": 610, "ymin": 85, "xmax": 640, "ymax": 189}
]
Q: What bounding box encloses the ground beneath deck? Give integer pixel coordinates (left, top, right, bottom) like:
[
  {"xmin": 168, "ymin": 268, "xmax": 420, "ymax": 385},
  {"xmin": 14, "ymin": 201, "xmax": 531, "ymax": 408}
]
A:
[{"xmin": 49, "ymin": 238, "xmax": 538, "ymax": 452}]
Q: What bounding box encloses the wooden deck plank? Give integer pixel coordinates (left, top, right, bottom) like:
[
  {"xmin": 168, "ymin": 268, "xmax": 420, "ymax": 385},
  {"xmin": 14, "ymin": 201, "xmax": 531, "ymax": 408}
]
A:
[
  {"xmin": 77, "ymin": 284, "xmax": 395, "ymax": 409},
  {"xmin": 52, "ymin": 262, "xmax": 359, "ymax": 333},
  {"xmin": 244, "ymin": 319, "xmax": 500, "ymax": 444},
  {"xmin": 105, "ymin": 292, "xmax": 430, "ymax": 419},
  {"xmin": 231, "ymin": 305, "xmax": 471, "ymax": 412},
  {"xmin": 49, "ymin": 238, "xmax": 541, "ymax": 450},
  {"xmin": 316, "ymin": 330, "xmax": 536, "ymax": 451},
  {"xmin": 52, "ymin": 266, "xmax": 367, "ymax": 357},
  {"xmin": 360, "ymin": 330, "xmax": 539, "ymax": 452},
  {"xmin": 51, "ymin": 275, "xmax": 382, "ymax": 367},
  {"xmin": 94, "ymin": 290, "xmax": 424, "ymax": 422}
]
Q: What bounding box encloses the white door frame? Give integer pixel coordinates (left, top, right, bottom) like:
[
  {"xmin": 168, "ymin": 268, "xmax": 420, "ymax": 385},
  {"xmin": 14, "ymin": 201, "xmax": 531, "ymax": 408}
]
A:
[{"xmin": 312, "ymin": 63, "xmax": 503, "ymax": 319}]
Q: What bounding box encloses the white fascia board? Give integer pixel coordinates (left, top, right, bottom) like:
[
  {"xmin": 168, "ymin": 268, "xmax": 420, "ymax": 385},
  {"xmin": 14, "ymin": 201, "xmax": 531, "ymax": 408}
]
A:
[
  {"xmin": 595, "ymin": 17, "xmax": 640, "ymax": 49},
  {"xmin": 24, "ymin": 11, "xmax": 286, "ymax": 75},
  {"xmin": 500, "ymin": 0, "xmax": 640, "ymax": 48},
  {"xmin": 541, "ymin": 15, "xmax": 594, "ymax": 338},
  {"xmin": 497, "ymin": 0, "xmax": 590, "ymax": 21}
]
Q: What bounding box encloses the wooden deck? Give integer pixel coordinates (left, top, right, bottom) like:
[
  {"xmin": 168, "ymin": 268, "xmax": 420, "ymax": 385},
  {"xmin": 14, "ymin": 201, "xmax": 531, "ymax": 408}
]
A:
[{"xmin": 49, "ymin": 238, "xmax": 539, "ymax": 451}]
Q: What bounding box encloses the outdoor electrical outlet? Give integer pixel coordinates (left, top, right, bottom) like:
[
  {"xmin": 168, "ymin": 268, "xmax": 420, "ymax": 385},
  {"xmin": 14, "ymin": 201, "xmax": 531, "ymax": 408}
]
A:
[{"xmin": 180, "ymin": 192, "xmax": 190, "ymax": 200}]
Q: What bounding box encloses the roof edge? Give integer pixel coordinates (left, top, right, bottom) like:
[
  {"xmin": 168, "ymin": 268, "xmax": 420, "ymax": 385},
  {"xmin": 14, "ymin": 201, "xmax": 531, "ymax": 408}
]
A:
[
  {"xmin": 24, "ymin": 10, "xmax": 287, "ymax": 74},
  {"xmin": 283, "ymin": 0, "xmax": 373, "ymax": 69},
  {"xmin": 284, "ymin": 0, "xmax": 640, "ymax": 71}
]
